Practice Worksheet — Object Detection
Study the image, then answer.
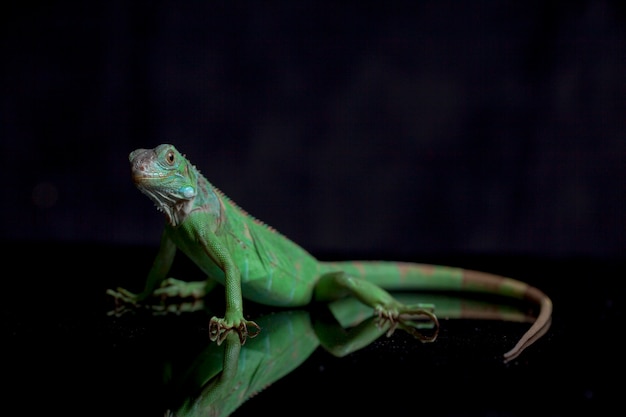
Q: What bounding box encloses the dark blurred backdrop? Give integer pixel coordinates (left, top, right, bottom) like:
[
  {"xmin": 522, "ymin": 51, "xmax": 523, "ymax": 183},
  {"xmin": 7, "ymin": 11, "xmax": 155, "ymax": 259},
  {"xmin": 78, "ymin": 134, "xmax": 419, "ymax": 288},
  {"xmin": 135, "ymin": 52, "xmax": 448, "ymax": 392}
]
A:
[{"xmin": 2, "ymin": 1, "xmax": 625, "ymax": 258}]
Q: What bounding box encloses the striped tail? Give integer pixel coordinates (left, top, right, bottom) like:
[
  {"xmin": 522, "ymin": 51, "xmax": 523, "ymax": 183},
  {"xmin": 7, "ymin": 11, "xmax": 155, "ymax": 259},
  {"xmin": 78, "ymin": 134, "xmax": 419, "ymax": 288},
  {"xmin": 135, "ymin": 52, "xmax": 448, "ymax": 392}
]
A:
[{"xmin": 319, "ymin": 260, "xmax": 552, "ymax": 362}]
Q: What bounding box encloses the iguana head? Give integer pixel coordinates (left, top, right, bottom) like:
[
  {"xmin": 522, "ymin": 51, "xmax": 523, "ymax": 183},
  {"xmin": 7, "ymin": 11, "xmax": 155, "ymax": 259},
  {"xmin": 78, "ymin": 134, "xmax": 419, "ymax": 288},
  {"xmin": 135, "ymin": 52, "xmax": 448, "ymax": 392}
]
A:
[{"xmin": 129, "ymin": 144, "xmax": 198, "ymax": 225}]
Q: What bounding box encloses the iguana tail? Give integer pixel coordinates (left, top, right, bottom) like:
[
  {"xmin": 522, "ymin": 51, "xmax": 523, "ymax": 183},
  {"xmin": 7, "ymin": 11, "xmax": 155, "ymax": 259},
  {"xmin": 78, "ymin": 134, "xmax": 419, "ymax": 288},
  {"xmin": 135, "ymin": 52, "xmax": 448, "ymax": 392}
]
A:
[{"xmin": 319, "ymin": 260, "xmax": 552, "ymax": 361}]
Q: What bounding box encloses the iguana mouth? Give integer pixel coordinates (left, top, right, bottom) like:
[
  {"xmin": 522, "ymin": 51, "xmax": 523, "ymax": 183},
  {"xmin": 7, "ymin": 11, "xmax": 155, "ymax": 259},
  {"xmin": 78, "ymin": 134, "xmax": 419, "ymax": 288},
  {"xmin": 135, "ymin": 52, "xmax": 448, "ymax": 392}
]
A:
[
  {"xmin": 131, "ymin": 171, "xmax": 169, "ymax": 184},
  {"xmin": 130, "ymin": 158, "xmax": 173, "ymax": 184}
]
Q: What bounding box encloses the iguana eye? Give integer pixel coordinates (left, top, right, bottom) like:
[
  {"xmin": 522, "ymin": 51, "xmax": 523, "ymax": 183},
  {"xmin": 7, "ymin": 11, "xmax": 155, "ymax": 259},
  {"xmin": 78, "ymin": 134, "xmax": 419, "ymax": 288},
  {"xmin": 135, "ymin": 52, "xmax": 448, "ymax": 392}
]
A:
[{"xmin": 166, "ymin": 151, "xmax": 175, "ymax": 165}]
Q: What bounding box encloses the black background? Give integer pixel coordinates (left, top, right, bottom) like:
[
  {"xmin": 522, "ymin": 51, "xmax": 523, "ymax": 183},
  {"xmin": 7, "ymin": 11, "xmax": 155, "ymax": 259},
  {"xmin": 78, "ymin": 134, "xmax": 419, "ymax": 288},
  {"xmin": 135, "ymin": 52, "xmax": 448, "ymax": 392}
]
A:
[
  {"xmin": 2, "ymin": 0, "xmax": 625, "ymax": 258},
  {"xmin": 2, "ymin": 2, "xmax": 625, "ymax": 416}
]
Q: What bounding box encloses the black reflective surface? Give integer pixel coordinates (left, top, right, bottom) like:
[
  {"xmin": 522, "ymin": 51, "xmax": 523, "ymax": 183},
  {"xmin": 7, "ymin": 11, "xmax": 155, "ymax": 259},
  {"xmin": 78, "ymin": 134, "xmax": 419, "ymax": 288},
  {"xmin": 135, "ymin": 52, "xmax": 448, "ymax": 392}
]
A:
[{"xmin": 4, "ymin": 241, "xmax": 623, "ymax": 416}]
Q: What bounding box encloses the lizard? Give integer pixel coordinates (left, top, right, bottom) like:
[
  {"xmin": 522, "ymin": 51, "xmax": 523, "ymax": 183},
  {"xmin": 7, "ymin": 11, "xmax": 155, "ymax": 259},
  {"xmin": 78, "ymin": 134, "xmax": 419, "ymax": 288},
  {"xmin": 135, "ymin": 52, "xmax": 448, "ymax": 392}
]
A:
[{"xmin": 107, "ymin": 143, "xmax": 553, "ymax": 362}]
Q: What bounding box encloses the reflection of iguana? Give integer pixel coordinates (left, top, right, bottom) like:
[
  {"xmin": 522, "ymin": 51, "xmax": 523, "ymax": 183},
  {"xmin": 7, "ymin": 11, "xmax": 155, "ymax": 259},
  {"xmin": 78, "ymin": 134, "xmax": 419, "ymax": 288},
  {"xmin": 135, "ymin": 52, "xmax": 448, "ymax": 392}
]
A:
[
  {"xmin": 165, "ymin": 295, "xmax": 535, "ymax": 417},
  {"xmin": 107, "ymin": 144, "xmax": 552, "ymax": 361}
]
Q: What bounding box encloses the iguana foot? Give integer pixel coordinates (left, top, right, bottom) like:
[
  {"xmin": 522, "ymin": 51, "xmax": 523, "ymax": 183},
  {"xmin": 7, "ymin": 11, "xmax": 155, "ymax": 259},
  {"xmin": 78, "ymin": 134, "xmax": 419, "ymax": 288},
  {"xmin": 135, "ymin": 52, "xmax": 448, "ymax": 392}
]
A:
[
  {"xmin": 152, "ymin": 278, "xmax": 207, "ymax": 299},
  {"xmin": 374, "ymin": 303, "xmax": 439, "ymax": 342},
  {"xmin": 209, "ymin": 316, "xmax": 261, "ymax": 345},
  {"xmin": 106, "ymin": 279, "xmax": 208, "ymax": 316},
  {"xmin": 107, "ymin": 287, "xmax": 139, "ymax": 304},
  {"xmin": 108, "ymin": 279, "xmax": 206, "ymax": 303},
  {"xmin": 106, "ymin": 287, "xmax": 142, "ymax": 316}
]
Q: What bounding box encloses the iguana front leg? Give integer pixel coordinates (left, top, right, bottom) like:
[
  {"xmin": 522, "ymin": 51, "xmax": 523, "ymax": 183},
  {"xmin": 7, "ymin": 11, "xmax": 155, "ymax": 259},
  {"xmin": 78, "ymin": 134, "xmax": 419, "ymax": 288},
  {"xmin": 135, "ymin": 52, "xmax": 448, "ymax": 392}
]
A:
[
  {"xmin": 202, "ymin": 235, "xmax": 260, "ymax": 345},
  {"xmin": 106, "ymin": 231, "xmax": 178, "ymax": 312},
  {"xmin": 314, "ymin": 271, "xmax": 439, "ymax": 341},
  {"xmin": 106, "ymin": 231, "xmax": 213, "ymax": 314}
]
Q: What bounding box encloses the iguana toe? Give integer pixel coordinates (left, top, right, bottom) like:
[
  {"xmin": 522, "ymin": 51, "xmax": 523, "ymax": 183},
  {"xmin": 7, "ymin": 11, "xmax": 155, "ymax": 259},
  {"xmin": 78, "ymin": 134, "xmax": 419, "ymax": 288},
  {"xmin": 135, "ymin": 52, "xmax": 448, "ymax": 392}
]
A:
[
  {"xmin": 374, "ymin": 304, "xmax": 440, "ymax": 342},
  {"xmin": 209, "ymin": 317, "xmax": 261, "ymax": 345}
]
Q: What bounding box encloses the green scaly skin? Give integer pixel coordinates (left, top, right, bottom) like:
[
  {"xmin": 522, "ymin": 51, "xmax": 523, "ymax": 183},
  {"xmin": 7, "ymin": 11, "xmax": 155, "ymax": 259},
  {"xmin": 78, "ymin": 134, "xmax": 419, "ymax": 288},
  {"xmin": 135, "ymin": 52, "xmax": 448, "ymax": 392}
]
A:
[{"xmin": 107, "ymin": 144, "xmax": 552, "ymax": 361}]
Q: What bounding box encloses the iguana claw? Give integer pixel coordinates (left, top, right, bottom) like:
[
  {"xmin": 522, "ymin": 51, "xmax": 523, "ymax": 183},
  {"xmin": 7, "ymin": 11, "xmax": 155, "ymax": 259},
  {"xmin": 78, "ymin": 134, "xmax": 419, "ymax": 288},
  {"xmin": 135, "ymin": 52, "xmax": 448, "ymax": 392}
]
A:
[
  {"xmin": 209, "ymin": 317, "xmax": 261, "ymax": 345},
  {"xmin": 106, "ymin": 287, "xmax": 141, "ymax": 316},
  {"xmin": 107, "ymin": 287, "xmax": 139, "ymax": 304},
  {"xmin": 374, "ymin": 304, "xmax": 440, "ymax": 342}
]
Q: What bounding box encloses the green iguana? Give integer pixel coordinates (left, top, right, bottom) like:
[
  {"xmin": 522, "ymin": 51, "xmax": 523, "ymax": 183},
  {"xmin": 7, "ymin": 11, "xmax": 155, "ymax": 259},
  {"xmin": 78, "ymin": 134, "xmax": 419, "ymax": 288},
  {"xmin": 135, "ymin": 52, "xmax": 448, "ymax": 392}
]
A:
[{"xmin": 107, "ymin": 144, "xmax": 552, "ymax": 361}]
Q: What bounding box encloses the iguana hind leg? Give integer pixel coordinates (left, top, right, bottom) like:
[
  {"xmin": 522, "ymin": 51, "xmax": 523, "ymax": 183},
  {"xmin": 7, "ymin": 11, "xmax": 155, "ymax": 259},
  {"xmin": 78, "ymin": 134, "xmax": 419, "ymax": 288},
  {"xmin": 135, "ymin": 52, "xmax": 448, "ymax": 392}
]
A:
[{"xmin": 314, "ymin": 271, "xmax": 439, "ymax": 342}]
